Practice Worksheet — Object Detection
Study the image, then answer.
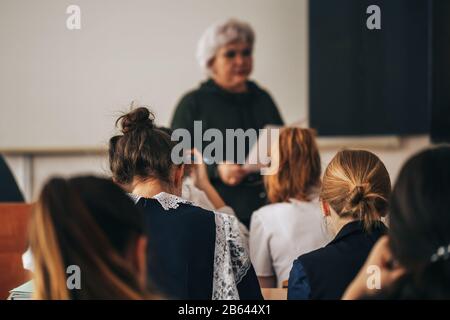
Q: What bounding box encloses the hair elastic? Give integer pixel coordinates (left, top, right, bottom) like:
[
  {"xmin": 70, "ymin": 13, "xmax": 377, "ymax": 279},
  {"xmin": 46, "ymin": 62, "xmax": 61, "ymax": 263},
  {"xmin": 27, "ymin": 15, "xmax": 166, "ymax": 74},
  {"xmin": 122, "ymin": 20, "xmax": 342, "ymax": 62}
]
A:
[{"xmin": 430, "ymin": 244, "xmax": 450, "ymax": 263}]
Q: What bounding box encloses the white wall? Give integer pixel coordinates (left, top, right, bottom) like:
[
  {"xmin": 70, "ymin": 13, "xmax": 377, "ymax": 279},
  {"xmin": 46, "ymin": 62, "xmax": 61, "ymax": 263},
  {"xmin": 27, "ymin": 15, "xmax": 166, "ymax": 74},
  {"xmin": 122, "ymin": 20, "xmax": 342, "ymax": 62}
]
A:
[
  {"xmin": 3, "ymin": 154, "xmax": 108, "ymax": 201},
  {"xmin": 0, "ymin": 0, "xmax": 307, "ymax": 150}
]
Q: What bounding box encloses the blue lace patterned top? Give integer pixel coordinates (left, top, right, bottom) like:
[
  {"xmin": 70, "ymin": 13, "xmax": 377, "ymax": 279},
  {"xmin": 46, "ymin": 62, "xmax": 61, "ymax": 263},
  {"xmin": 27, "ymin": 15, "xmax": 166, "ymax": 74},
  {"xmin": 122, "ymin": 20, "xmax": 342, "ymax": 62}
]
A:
[{"xmin": 129, "ymin": 192, "xmax": 262, "ymax": 300}]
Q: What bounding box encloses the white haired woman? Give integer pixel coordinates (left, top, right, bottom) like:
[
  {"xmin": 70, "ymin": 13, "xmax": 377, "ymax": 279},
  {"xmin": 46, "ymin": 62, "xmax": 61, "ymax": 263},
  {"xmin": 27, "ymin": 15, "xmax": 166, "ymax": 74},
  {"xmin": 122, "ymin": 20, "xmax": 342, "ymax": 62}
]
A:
[{"xmin": 171, "ymin": 19, "xmax": 284, "ymax": 228}]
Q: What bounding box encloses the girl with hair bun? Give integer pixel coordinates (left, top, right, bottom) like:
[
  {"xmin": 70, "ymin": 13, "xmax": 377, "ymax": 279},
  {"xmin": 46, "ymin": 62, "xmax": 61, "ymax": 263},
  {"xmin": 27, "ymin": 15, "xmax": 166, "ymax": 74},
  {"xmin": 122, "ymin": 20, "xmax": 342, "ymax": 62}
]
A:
[
  {"xmin": 288, "ymin": 150, "xmax": 390, "ymax": 300},
  {"xmin": 109, "ymin": 106, "xmax": 262, "ymax": 300}
]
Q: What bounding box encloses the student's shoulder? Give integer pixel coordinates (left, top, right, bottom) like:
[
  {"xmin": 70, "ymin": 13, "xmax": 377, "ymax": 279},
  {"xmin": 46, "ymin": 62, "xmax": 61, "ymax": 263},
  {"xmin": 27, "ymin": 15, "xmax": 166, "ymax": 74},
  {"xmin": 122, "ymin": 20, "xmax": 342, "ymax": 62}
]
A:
[
  {"xmin": 253, "ymin": 202, "xmax": 296, "ymax": 218},
  {"xmin": 137, "ymin": 197, "xmax": 211, "ymax": 215},
  {"xmin": 296, "ymin": 241, "xmax": 335, "ymax": 268},
  {"xmin": 179, "ymin": 202, "xmax": 216, "ymax": 217}
]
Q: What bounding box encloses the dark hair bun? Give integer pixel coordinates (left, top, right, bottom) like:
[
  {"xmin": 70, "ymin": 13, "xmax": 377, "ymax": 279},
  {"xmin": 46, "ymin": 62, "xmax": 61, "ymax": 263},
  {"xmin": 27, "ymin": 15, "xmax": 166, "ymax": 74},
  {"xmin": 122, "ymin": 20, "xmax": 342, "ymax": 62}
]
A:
[
  {"xmin": 118, "ymin": 107, "xmax": 155, "ymax": 134},
  {"xmin": 110, "ymin": 105, "xmax": 177, "ymax": 186}
]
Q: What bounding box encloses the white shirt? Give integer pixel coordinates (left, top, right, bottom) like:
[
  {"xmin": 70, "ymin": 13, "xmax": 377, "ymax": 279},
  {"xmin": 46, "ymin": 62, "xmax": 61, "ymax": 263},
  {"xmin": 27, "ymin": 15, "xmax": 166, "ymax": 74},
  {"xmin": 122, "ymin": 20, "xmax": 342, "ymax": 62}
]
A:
[{"xmin": 249, "ymin": 197, "xmax": 332, "ymax": 287}]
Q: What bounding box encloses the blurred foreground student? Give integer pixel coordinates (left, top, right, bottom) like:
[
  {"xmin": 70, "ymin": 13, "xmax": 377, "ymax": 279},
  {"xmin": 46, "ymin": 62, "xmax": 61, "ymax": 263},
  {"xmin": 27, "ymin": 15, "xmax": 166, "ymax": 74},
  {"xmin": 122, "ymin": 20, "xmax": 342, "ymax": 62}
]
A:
[
  {"xmin": 249, "ymin": 128, "xmax": 330, "ymax": 288},
  {"xmin": 110, "ymin": 107, "xmax": 262, "ymax": 300},
  {"xmin": 344, "ymin": 146, "xmax": 450, "ymax": 299},
  {"xmin": 29, "ymin": 176, "xmax": 151, "ymax": 299},
  {"xmin": 288, "ymin": 150, "xmax": 390, "ymax": 299}
]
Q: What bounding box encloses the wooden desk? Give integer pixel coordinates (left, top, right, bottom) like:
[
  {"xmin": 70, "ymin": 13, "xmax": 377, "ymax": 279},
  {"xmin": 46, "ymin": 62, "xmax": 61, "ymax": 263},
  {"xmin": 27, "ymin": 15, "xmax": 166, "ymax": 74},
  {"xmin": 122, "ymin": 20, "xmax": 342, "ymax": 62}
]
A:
[{"xmin": 261, "ymin": 288, "xmax": 287, "ymax": 300}]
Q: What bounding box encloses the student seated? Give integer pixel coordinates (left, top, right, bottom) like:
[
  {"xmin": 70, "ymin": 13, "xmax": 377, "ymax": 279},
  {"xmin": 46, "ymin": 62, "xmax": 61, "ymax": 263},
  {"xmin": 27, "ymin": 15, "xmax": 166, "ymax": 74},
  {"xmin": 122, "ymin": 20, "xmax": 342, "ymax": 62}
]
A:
[
  {"xmin": 343, "ymin": 146, "xmax": 450, "ymax": 299},
  {"xmin": 29, "ymin": 176, "xmax": 151, "ymax": 299},
  {"xmin": 249, "ymin": 128, "xmax": 331, "ymax": 288},
  {"xmin": 288, "ymin": 150, "xmax": 390, "ymax": 299},
  {"xmin": 109, "ymin": 107, "xmax": 262, "ymax": 300},
  {"xmin": 110, "ymin": 128, "xmax": 249, "ymax": 247}
]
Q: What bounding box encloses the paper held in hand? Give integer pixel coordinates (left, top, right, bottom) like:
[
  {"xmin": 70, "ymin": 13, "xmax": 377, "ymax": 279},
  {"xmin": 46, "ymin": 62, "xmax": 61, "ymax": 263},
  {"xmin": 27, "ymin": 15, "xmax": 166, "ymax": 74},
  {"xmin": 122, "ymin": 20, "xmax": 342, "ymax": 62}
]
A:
[{"xmin": 242, "ymin": 118, "xmax": 307, "ymax": 174}]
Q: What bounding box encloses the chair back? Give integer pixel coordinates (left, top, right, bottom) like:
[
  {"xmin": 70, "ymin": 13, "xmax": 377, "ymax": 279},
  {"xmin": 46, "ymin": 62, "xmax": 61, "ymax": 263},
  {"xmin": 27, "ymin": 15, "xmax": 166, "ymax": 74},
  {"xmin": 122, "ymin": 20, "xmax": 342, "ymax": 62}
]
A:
[{"xmin": 0, "ymin": 203, "xmax": 32, "ymax": 299}]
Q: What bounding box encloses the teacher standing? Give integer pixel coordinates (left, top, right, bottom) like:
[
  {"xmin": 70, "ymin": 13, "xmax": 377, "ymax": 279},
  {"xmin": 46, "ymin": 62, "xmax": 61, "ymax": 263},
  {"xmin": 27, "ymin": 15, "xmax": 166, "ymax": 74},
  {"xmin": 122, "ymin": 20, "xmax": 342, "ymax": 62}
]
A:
[{"xmin": 171, "ymin": 19, "xmax": 284, "ymax": 227}]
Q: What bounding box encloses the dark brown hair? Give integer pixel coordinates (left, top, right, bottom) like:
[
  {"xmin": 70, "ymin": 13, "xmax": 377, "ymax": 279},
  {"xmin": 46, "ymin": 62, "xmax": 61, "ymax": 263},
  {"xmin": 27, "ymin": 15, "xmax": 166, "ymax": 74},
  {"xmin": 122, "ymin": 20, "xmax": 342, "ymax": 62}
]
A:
[
  {"xmin": 264, "ymin": 127, "xmax": 321, "ymax": 203},
  {"xmin": 110, "ymin": 107, "xmax": 177, "ymax": 185},
  {"xmin": 29, "ymin": 176, "xmax": 150, "ymax": 299},
  {"xmin": 320, "ymin": 150, "xmax": 391, "ymax": 230},
  {"xmin": 383, "ymin": 146, "xmax": 450, "ymax": 298}
]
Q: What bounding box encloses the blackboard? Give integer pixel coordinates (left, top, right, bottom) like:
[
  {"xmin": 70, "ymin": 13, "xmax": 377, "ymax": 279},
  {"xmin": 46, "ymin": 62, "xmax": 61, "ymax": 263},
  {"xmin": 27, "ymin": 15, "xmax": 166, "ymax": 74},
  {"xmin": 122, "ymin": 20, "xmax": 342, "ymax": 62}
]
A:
[
  {"xmin": 430, "ymin": 0, "xmax": 450, "ymax": 143},
  {"xmin": 309, "ymin": 0, "xmax": 431, "ymax": 136}
]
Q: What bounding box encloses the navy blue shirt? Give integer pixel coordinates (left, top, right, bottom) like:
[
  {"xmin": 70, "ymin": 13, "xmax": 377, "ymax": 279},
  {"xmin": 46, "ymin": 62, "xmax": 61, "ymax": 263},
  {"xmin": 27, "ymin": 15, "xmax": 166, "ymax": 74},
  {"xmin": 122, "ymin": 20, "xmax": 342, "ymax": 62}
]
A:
[
  {"xmin": 288, "ymin": 221, "xmax": 387, "ymax": 300},
  {"xmin": 135, "ymin": 194, "xmax": 263, "ymax": 300}
]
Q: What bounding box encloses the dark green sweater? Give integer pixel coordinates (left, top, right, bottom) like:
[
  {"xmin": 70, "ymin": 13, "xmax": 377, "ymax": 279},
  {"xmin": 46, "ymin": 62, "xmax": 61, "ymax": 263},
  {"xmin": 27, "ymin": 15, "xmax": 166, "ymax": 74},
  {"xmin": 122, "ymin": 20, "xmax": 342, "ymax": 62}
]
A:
[{"xmin": 171, "ymin": 79, "xmax": 284, "ymax": 226}]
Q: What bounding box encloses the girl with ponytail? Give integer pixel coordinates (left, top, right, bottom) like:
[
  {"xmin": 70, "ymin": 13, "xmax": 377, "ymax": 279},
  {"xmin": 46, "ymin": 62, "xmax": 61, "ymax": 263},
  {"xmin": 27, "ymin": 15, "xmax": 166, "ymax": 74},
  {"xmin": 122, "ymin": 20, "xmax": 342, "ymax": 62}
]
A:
[{"xmin": 288, "ymin": 150, "xmax": 390, "ymax": 300}]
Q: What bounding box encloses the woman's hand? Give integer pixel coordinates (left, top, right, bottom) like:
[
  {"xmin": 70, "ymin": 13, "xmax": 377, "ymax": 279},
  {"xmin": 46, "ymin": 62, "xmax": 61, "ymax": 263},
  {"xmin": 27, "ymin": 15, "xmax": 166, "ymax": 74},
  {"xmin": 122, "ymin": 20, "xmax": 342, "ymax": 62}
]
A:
[
  {"xmin": 342, "ymin": 236, "xmax": 406, "ymax": 300},
  {"xmin": 187, "ymin": 148, "xmax": 228, "ymax": 210},
  {"xmin": 187, "ymin": 149, "xmax": 211, "ymax": 189},
  {"xmin": 217, "ymin": 163, "xmax": 247, "ymax": 186}
]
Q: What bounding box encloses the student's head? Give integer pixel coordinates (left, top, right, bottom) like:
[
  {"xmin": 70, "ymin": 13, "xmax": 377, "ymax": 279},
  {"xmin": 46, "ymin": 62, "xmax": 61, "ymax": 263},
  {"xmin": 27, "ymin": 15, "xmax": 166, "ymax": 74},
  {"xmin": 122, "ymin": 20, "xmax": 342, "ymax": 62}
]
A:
[
  {"xmin": 109, "ymin": 135, "xmax": 132, "ymax": 192},
  {"xmin": 320, "ymin": 150, "xmax": 391, "ymax": 231},
  {"xmin": 29, "ymin": 176, "xmax": 149, "ymax": 300},
  {"xmin": 109, "ymin": 107, "xmax": 184, "ymax": 195},
  {"xmin": 387, "ymin": 146, "xmax": 450, "ymax": 297},
  {"xmin": 264, "ymin": 127, "xmax": 321, "ymax": 203}
]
